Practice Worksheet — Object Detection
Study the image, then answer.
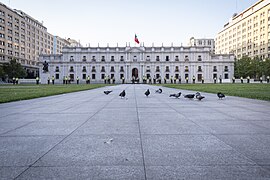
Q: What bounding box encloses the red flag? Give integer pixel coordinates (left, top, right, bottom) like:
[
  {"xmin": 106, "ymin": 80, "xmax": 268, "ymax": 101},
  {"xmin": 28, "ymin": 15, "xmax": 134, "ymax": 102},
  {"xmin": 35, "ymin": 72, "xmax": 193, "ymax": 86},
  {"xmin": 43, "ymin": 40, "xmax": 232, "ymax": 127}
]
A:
[{"xmin": 135, "ymin": 34, "xmax": 139, "ymax": 44}]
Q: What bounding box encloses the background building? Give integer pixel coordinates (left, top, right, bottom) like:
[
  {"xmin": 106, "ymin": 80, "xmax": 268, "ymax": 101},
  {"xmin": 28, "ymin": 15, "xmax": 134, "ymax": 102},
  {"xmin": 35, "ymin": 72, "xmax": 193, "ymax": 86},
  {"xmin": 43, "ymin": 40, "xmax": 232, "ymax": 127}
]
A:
[
  {"xmin": 189, "ymin": 37, "xmax": 215, "ymax": 54},
  {"xmin": 216, "ymin": 0, "xmax": 270, "ymax": 59},
  {"xmin": 0, "ymin": 2, "xmax": 79, "ymax": 78},
  {"xmin": 39, "ymin": 45, "xmax": 234, "ymax": 84}
]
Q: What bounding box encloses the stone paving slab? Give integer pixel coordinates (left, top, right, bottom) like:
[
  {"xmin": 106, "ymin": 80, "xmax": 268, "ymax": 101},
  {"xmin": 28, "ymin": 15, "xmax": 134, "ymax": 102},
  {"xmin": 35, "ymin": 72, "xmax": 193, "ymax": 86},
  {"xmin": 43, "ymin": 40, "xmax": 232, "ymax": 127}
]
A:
[{"xmin": 0, "ymin": 84, "xmax": 270, "ymax": 179}]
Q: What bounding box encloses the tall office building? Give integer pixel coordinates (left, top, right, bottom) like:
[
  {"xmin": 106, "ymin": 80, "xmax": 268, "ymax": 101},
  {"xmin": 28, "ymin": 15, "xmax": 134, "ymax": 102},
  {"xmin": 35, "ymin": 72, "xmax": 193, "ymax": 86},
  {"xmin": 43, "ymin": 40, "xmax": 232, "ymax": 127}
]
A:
[
  {"xmin": 0, "ymin": 2, "xmax": 78, "ymax": 77},
  {"xmin": 216, "ymin": 0, "xmax": 270, "ymax": 59}
]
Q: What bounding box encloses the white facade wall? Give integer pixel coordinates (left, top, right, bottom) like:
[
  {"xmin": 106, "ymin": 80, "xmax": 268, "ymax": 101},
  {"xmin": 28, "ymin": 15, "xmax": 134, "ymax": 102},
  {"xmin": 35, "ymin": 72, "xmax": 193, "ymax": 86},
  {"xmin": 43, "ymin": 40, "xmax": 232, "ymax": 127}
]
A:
[{"xmin": 39, "ymin": 46, "xmax": 234, "ymax": 84}]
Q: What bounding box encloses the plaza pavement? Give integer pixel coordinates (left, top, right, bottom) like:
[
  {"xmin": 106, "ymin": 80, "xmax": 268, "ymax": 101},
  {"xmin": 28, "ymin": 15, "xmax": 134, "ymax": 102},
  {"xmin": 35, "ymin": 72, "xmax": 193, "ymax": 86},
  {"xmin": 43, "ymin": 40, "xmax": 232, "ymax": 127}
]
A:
[{"xmin": 0, "ymin": 84, "xmax": 270, "ymax": 179}]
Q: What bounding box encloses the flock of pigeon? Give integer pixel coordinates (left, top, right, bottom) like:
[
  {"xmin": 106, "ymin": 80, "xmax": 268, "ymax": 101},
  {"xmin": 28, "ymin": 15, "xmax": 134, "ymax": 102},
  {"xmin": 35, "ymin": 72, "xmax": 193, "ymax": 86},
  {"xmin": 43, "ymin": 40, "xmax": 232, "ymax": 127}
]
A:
[{"xmin": 104, "ymin": 88, "xmax": 226, "ymax": 100}]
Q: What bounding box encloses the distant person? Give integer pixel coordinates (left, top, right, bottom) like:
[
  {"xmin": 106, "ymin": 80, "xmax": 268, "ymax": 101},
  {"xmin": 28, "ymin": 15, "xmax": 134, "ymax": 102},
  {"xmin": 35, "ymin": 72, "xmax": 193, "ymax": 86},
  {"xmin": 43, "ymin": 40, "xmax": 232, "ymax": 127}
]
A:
[
  {"xmin": 267, "ymin": 76, "xmax": 270, "ymax": 83},
  {"xmin": 12, "ymin": 77, "xmax": 15, "ymax": 85},
  {"xmin": 192, "ymin": 76, "xmax": 195, "ymax": 84},
  {"xmin": 241, "ymin": 77, "xmax": 243, "ymax": 83},
  {"xmin": 52, "ymin": 76, "xmax": 55, "ymax": 85},
  {"xmin": 232, "ymin": 77, "xmax": 235, "ymax": 83},
  {"xmin": 36, "ymin": 77, "xmax": 39, "ymax": 85},
  {"xmin": 76, "ymin": 76, "xmax": 79, "ymax": 84},
  {"xmin": 247, "ymin": 76, "xmax": 250, "ymax": 83}
]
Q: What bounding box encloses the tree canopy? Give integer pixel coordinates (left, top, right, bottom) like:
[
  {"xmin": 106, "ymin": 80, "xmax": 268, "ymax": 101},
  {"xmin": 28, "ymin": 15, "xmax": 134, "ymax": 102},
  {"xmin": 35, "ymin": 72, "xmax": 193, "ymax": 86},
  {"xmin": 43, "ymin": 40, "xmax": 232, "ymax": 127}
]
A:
[{"xmin": 234, "ymin": 56, "xmax": 270, "ymax": 79}]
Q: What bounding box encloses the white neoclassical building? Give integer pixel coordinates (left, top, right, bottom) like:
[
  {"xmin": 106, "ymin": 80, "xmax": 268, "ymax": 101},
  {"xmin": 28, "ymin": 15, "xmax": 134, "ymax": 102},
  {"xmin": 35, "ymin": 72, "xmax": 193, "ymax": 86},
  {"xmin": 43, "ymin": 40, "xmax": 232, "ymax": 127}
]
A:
[{"xmin": 39, "ymin": 45, "xmax": 235, "ymax": 84}]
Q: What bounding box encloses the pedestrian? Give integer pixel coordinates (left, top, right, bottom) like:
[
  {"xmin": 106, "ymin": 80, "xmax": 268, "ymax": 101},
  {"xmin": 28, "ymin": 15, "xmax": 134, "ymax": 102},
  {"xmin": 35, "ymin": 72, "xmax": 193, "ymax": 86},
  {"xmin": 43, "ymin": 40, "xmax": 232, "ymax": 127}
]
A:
[
  {"xmin": 76, "ymin": 76, "xmax": 79, "ymax": 84},
  {"xmin": 219, "ymin": 75, "xmax": 222, "ymax": 83},
  {"xmin": 241, "ymin": 77, "xmax": 243, "ymax": 83},
  {"xmin": 122, "ymin": 76, "xmax": 125, "ymax": 84},
  {"xmin": 260, "ymin": 77, "xmax": 263, "ymax": 83},
  {"xmin": 232, "ymin": 77, "xmax": 235, "ymax": 83},
  {"xmin": 202, "ymin": 77, "xmax": 204, "ymax": 84},
  {"xmin": 15, "ymin": 77, "xmax": 18, "ymax": 84},
  {"xmin": 186, "ymin": 77, "xmax": 188, "ymax": 84},
  {"xmin": 214, "ymin": 77, "xmax": 217, "ymax": 84},
  {"xmin": 247, "ymin": 76, "xmax": 250, "ymax": 83},
  {"xmin": 170, "ymin": 76, "xmax": 173, "ymax": 84},
  {"xmin": 36, "ymin": 77, "xmax": 39, "ymax": 85},
  {"xmin": 192, "ymin": 76, "xmax": 195, "ymax": 84},
  {"xmin": 52, "ymin": 76, "xmax": 55, "ymax": 85},
  {"xmin": 12, "ymin": 77, "xmax": 15, "ymax": 85},
  {"xmin": 267, "ymin": 76, "xmax": 270, "ymax": 83},
  {"xmin": 47, "ymin": 77, "xmax": 50, "ymax": 84}
]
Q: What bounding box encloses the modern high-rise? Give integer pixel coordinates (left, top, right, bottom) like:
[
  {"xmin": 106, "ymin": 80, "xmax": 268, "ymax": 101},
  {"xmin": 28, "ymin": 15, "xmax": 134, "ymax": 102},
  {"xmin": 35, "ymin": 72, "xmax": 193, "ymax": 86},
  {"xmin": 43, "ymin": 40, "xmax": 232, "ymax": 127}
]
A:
[
  {"xmin": 0, "ymin": 2, "xmax": 78, "ymax": 77},
  {"xmin": 216, "ymin": 0, "xmax": 270, "ymax": 59}
]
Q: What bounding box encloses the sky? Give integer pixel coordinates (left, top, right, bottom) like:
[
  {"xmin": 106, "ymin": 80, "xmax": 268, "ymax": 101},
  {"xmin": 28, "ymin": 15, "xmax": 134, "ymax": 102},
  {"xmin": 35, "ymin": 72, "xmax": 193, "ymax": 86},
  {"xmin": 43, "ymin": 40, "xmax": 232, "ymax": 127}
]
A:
[{"xmin": 1, "ymin": 0, "xmax": 259, "ymax": 47}]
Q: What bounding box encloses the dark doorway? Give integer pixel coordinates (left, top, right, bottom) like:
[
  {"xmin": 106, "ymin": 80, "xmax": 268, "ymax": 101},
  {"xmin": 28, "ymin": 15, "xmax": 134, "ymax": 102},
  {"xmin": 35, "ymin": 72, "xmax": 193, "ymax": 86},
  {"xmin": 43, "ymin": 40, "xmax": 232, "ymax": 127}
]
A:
[{"xmin": 132, "ymin": 68, "xmax": 138, "ymax": 78}]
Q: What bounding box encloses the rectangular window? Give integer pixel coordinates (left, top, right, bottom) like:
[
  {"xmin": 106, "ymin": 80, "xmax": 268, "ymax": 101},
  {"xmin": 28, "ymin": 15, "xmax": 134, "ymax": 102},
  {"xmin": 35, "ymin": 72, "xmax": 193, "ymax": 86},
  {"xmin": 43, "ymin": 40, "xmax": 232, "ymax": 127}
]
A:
[{"xmin": 92, "ymin": 74, "xmax": 96, "ymax": 80}]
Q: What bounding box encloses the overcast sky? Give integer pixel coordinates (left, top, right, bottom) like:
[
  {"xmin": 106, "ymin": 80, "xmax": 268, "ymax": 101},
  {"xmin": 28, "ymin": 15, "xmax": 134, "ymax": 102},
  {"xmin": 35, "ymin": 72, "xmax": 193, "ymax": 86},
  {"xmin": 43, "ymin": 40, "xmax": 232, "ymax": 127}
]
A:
[{"xmin": 2, "ymin": 0, "xmax": 259, "ymax": 46}]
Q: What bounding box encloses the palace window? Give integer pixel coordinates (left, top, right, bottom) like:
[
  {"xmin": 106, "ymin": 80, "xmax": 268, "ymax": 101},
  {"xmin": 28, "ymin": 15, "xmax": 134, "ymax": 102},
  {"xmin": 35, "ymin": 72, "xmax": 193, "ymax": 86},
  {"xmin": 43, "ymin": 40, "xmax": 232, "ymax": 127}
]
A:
[
  {"xmin": 69, "ymin": 66, "xmax": 74, "ymax": 72},
  {"xmin": 185, "ymin": 55, "xmax": 189, "ymax": 61},
  {"xmin": 91, "ymin": 66, "xmax": 96, "ymax": 72},
  {"xmin": 156, "ymin": 56, "xmax": 160, "ymax": 61},
  {"xmin": 213, "ymin": 66, "xmax": 217, "ymax": 72},
  {"xmin": 198, "ymin": 55, "xmax": 202, "ymax": 61},
  {"xmin": 101, "ymin": 66, "xmax": 105, "ymax": 72},
  {"xmin": 110, "ymin": 66, "xmax": 115, "ymax": 72},
  {"xmin": 55, "ymin": 66, "xmax": 59, "ymax": 72},
  {"xmin": 224, "ymin": 66, "xmax": 229, "ymax": 72},
  {"xmin": 198, "ymin": 66, "xmax": 202, "ymax": 72},
  {"xmin": 156, "ymin": 66, "xmax": 160, "ymax": 72},
  {"xmin": 165, "ymin": 56, "xmax": 169, "ymax": 61},
  {"xmin": 92, "ymin": 74, "xmax": 96, "ymax": 80},
  {"xmin": 165, "ymin": 66, "xmax": 170, "ymax": 72},
  {"xmin": 101, "ymin": 56, "xmax": 105, "ymax": 62},
  {"xmin": 82, "ymin": 66, "xmax": 87, "ymax": 72},
  {"xmin": 175, "ymin": 56, "xmax": 179, "ymax": 61},
  {"xmin": 111, "ymin": 56, "xmax": 115, "ymax": 61},
  {"xmin": 120, "ymin": 66, "xmax": 124, "ymax": 72},
  {"xmin": 175, "ymin": 66, "xmax": 179, "ymax": 72},
  {"xmin": 70, "ymin": 56, "xmax": 74, "ymax": 62},
  {"xmin": 82, "ymin": 56, "xmax": 86, "ymax": 62},
  {"xmin": 120, "ymin": 56, "xmax": 124, "ymax": 61},
  {"xmin": 92, "ymin": 56, "xmax": 96, "ymax": 61},
  {"xmin": 185, "ymin": 66, "xmax": 189, "ymax": 72}
]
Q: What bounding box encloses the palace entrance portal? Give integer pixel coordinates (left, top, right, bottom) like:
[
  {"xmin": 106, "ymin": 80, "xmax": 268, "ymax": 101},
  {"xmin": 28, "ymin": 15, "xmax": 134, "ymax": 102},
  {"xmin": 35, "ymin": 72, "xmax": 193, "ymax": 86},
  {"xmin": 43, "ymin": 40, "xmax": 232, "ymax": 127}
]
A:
[{"xmin": 132, "ymin": 68, "xmax": 138, "ymax": 78}]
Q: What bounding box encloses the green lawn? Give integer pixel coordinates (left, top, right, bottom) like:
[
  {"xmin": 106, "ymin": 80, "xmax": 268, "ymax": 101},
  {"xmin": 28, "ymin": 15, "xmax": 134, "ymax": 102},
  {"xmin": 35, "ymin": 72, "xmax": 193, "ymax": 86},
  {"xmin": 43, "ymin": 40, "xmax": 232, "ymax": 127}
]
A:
[
  {"xmin": 0, "ymin": 84, "xmax": 109, "ymax": 103},
  {"xmin": 161, "ymin": 83, "xmax": 270, "ymax": 101}
]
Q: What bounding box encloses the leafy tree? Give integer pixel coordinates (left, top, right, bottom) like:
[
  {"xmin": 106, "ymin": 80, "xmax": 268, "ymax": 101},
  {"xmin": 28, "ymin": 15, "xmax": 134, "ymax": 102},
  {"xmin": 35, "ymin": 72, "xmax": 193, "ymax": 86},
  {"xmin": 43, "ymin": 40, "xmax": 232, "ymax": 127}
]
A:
[
  {"xmin": 3, "ymin": 59, "xmax": 26, "ymax": 79},
  {"xmin": 234, "ymin": 56, "xmax": 270, "ymax": 79}
]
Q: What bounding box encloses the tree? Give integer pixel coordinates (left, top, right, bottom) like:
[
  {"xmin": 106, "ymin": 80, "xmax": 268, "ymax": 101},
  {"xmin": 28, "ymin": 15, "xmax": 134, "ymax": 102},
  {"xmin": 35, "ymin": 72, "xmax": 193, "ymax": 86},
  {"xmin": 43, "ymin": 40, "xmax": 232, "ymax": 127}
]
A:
[
  {"xmin": 3, "ymin": 59, "xmax": 26, "ymax": 79},
  {"xmin": 234, "ymin": 56, "xmax": 270, "ymax": 79}
]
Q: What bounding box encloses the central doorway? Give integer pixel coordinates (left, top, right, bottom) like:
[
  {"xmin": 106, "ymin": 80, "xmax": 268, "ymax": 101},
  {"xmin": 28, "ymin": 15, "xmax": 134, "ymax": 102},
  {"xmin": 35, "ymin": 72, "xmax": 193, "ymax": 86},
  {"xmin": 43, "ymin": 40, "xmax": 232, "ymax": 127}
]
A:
[{"xmin": 132, "ymin": 68, "xmax": 138, "ymax": 78}]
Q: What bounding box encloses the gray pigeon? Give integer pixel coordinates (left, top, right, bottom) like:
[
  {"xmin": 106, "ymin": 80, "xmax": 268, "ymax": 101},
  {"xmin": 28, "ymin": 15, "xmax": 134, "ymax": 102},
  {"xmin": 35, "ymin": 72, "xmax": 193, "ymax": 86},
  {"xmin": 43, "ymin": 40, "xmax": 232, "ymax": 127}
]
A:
[
  {"xmin": 155, "ymin": 88, "xmax": 162, "ymax": 93},
  {"xmin": 145, "ymin": 89, "xmax": 150, "ymax": 97},
  {"xmin": 169, "ymin": 92, "xmax": 181, "ymax": 98},
  {"xmin": 195, "ymin": 92, "xmax": 205, "ymax": 101},
  {"xmin": 104, "ymin": 90, "xmax": 112, "ymax": 95},
  {"xmin": 217, "ymin": 92, "xmax": 225, "ymax": 99},
  {"xmin": 119, "ymin": 90, "xmax": 126, "ymax": 98}
]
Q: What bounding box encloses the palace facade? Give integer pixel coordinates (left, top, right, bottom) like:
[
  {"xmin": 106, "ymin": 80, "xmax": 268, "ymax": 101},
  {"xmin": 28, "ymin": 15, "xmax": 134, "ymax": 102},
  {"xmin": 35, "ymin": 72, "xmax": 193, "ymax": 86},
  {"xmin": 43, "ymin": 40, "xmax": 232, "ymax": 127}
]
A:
[{"xmin": 39, "ymin": 45, "xmax": 234, "ymax": 84}]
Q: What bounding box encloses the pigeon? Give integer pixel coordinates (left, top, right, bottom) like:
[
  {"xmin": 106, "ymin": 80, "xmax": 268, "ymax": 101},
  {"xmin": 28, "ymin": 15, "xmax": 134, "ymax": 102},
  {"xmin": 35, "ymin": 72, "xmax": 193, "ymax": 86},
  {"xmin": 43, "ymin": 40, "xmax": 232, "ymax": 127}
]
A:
[
  {"xmin": 184, "ymin": 94, "xmax": 195, "ymax": 99},
  {"xmin": 195, "ymin": 92, "xmax": 205, "ymax": 101},
  {"xmin": 145, "ymin": 89, "xmax": 150, "ymax": 97},
  {"xmin": 119, "ymin": 90, "xmax": 126, "ymax": 98},
  {"xmin": 104, "ymin": 138, "xmax": 113, "ymax": 144},
  {"xmin": 104, "ymin": 90, "xmax": 112, "ymax": 95},
  {"xmin": 169, "ymin": 92, "xmax": 181, "ymax": 98},
  {"xmin": 217, "ymin": 92, "xmax": 225, "ymax": 99},
  {"xmin": 155, "ymin": 88, "xmax": 162, "ymax": 93}
]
